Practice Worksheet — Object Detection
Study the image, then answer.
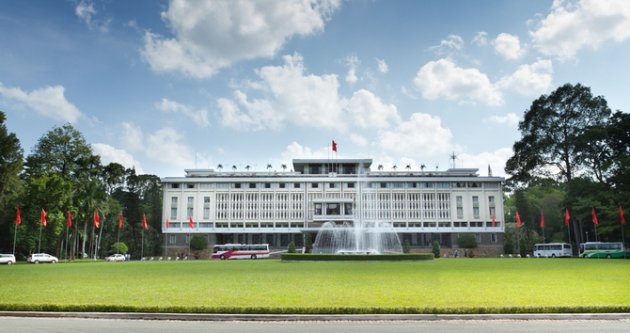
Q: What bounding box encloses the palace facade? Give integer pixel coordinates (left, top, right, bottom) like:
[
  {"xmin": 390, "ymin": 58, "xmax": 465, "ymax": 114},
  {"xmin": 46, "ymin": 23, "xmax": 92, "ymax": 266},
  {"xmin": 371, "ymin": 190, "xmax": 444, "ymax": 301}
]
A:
[{"xmin": 161, "ymin": 159, "xmax": 505, "ymax": 253}]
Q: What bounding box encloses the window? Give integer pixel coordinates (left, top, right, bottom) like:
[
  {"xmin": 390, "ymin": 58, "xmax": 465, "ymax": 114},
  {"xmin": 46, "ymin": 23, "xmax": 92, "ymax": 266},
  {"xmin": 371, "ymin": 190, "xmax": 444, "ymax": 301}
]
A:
[
  {"xmin": 294, "ymin": 183, "xmax": 301, "ymax": 188},
  {"xmin": 169, "ymin": 235, "xmax": 176, "ymax": 245},
  {"xmin": 170, "ymin": 197, "xmax": 178, "ymax": 220},
  {"xmin": 187, "ymin": 184, "xmax": 195, "ymax": 189},
  {"xmin": 329, "ymin": 183, "xmax": 336, "ymax": 188},
  {"xmin": 234, "ymin": 183, "xmax": 241, "ymax": 189},
  {"xmin": 491, "ymin": 233, "xmax": 497, "ymax": 243},
  {"xmin": 380, "ymin": 182, "xmax": 387, "ymax": 188},
  {"xmin": 172, "ymin": 183, "xmax": 180, "ymax": 189},
  {"xmin": 488, "ymin": 196, "xmax": 496, "ymax": 217},
  {"xmin": 344, "ymin": 203, "xmax": 353, "ymax": 215},
  {"xmin": 314, "ymin": 203, "xmax": 322, "ymax": 215},
  {"xmin": 187, "ymin": 197, "xmax": 194, "ymax": 218},
  {"xmin": 326, "ymin": 203, "xmax": 340, "ymax": 215},
  {"xmin": 249, "ymin": 183, "xmax": 256, "ymax": 189},
  {"xmin": 456, "ymin": 196, "xmax": 463, "ymax": 219},
  {"xmin": 472, "ymin": 196, "xmax": 480, "ymax": 219},
  {"xmin": 203, "ymin": 197, "xmax": 210, "ymax": 219},
  {"xmin": 311, "ymin": 183, "xmax": 319, "ymax": 188},
  {"xmin": 279, "ymin": 183, "xmax": 286, "ymax": 189},
  {"xmin": 265, "ymin": 183, "xmax": 271, "ymax": 189},
  {"xmin": 347, "ymin": 182, "xmax": 355, "ymax": 188}
]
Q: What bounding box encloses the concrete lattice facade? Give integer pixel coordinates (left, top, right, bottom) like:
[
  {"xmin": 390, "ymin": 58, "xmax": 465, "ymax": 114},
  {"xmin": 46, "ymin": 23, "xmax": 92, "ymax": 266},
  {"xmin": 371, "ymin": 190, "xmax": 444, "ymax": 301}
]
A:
[{"xmin": 161, "ymin": 159, "xmax": 505, "ymax": 253}]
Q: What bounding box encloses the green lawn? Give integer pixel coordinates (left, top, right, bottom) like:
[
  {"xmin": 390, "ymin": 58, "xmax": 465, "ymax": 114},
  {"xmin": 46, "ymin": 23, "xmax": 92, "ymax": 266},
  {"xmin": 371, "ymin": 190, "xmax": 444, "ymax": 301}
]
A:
[{"xmin": 1, "ymin": 258, "xmax": 629, "ymax": 313}]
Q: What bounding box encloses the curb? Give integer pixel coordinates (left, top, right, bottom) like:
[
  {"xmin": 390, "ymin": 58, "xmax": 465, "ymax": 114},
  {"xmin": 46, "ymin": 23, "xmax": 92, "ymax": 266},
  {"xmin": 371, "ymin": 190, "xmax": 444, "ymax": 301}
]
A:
[{"xmin": 1, "ymin": 312, "xmax": 630, "ymax": 322}]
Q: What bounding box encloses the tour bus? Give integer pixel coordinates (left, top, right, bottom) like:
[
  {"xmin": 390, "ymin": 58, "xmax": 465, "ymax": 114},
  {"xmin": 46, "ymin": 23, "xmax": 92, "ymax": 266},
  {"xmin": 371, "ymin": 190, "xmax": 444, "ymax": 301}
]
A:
[
  {"xmin": 211, "ymin": 243, "xmax": 271, "ymax": 260},
  {"xmin": 579, "ymin": 242, "xmax": 629, "ymax": 259},
  {"xmin": 533, "ymin": 243, "xmax": 573, "ymax": 258}
]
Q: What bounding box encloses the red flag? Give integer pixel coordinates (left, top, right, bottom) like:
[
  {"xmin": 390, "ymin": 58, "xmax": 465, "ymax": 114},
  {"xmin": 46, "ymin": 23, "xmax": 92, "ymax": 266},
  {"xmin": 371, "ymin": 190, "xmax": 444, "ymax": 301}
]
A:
[
  {"xmin": 118, "ymin": 213, "xmax": 124, "ymax": 230},
  {"xmin": 40, "ymin": 208, "xmax": 47, "ymax": 227},
  {"xmin": 189, "ymin": 216, "xmax": 195, "ymax": 229},
  {"xmin": 539, "ymin": 211, "xmax": 545, "ymax": 229},
  {"xmin": 166, "ymin": 218, "xmax": 171, "ymax": 229},
  {"xmin": 564, "ymin": 208, "xmax": 570, "ymax": 226},
  {"xmin": 491, "ymin": 213, "xmax": 496, "ymax": 227},
  {"xmin": 66, "ymin": 210, "xmax": 72, "ymax": 228},
  {"xmin": 591, "ymin": 207, "xmax": 598, "ymax": 225},
  {"xmin": 515, "ymin": 211, "xmax": 522, "ymax": 228},
  {"xmin": 142, "ymin": 212, "xmax": 148, "ymax": 230},
  {"xmin": 332, "ymin": 140, "xmax": 337, "ymax": 152},
  {"xmin": 15, "ymin": 207, "xmax": 21, "ymax": 226},
  {"xmin": 93, "ymin": 209, "xmax": 100, "ymax": 228},
  {"xmin": 620, "ymin": 207, "xmax": 625, "ymax": 225}
]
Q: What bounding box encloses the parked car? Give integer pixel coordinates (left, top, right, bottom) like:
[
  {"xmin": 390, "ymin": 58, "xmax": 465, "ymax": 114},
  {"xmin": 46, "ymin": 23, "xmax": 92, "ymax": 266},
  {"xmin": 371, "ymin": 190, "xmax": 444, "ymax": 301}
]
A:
[
  {"xmin": 106, "ymin": 254, "xmax": 126, "ymax": 262},
  {"xmin": 0, "ymin": 254, "xmax": 16, "ymax": 265},
  {"xmin": 27, "ymin": 253, "xmax": 58, "ymax": 264}
]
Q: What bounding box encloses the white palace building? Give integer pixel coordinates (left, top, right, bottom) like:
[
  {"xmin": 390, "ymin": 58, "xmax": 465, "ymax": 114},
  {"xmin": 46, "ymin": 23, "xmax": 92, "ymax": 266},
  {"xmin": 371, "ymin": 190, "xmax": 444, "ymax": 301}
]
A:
[{"xmin": 161, "ymin": 158, "xmax": 505, "ymax": 254}]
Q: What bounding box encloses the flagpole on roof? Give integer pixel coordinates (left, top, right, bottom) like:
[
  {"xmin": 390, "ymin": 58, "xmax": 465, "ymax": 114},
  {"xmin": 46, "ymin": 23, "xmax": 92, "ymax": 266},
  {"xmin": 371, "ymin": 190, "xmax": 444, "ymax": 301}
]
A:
[{"xmin": 13, "ymin": 207, "xmax": 20, "ymax": 255}]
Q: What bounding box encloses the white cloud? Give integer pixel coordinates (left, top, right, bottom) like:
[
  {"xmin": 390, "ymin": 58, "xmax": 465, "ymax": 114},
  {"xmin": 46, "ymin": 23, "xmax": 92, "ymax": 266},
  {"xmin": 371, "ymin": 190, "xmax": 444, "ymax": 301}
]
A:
[
  {"xmin": 472, "ymin": 31, "xmax": 488, "ymax": 46},
  {"xmin": 120, "ymin": 122, "xmax": 144, "ymax": 151},
  {"xmin": 376, "ymin": 58, "xmax": 389, "ymax": 74},
  {"xmin": 346, "ymin": 89, "xmax": 400, "ymax": 129},
  {"xmin": 219, "ymin": 53, "xmax": 345, "ymax": 132},
  {"xmin": 531, "ymin": 0, "xmax": 630, "ymax": 60},
  {"xmin": 141, "ymin": 0, "xmax": 340, "ymax": 78},
  {"xmin": 497, "ymin": 59, "xmax": 553, "ymax": 96},
  {"xmin": 145, "ymin": 127, "xmax": 196, "ymax": 169},
  {"xmin": 349, "ymin": 133, "xmax": 368, "ymax": 146},
  {"xmin": 429, "ymin": 34, "xmax": 464, "ymax": 55},
  {"xmin": 218, "ymin": 91, "xmax": 280, "ymax": 131},
  {"xmin": 0, "ymin": 82, "xmax": 82, "ymax": 123},
  {"xmin": 485, "ymin": 112, "xmax": 520, "ymax": 127},
  {"xmin": 458, "ymin": 147, "xmax": 513, "ymax": 177},
  {"xmin": 75, "ymin": 0, "xmax": 110, "ymax": 32},
  {"xmin": 413, "ymin": 59, "xmax": 503, "ymax": 106},
  {"xmin": 156, "ymin": 98, "xmax": 209, "ymax": 127},
  {"xmin": 493, "ymin": 33, "xmax": 525, "ymax": 60},
  {"xmin": 345, "ymin": 55, "xmax": 359, "ymax": 84},
  {"xmin": 378, "ymin": 113, "xmax": 454, "ymax": 156},
  {"xmin": 92, "ymin": 143, "xmax": 144, "ymax": 174}
]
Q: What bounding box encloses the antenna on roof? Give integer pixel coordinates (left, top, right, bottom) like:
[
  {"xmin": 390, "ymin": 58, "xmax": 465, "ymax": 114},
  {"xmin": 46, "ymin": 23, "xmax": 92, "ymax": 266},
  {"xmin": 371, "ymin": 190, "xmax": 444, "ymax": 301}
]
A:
[{"xmin": 449, "ymin": 151, "xmax": 458, "ymax": 168}]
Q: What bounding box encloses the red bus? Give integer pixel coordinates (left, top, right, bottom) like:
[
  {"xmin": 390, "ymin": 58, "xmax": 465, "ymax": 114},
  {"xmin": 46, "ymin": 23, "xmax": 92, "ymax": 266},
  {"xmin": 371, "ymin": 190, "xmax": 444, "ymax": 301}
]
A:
[{"xmin": 211, "ymin": 244, "xmax": 270, "ymax": 260}]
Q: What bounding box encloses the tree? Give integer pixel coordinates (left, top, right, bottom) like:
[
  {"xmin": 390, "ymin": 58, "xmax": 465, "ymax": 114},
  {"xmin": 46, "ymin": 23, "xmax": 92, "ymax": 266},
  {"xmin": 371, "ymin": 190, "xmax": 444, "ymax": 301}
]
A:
[
  {"xmin": 505, "ymin": 83, "xmax": 611, "ymax": 185},
  {"xmin": 111, "ymin": 242, "xmax": 128, "ymax": 254},
  {"xmin": 0, "ymin": 111, "xmax": 23, "ymax": 253},
  {"xmin": 457, "ymin": 234, "xmax": 477, "ymax": 249},
  {"xmin": 431, "ymin": 240, "xmax": 440, "ymax": 258}
]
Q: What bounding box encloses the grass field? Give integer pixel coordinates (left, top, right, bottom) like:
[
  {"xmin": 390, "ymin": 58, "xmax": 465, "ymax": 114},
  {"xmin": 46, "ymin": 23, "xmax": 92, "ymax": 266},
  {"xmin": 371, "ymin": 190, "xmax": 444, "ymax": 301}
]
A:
[{"xmin": 1, "ymin": 258, "xmax": 629, "ymax": 314}]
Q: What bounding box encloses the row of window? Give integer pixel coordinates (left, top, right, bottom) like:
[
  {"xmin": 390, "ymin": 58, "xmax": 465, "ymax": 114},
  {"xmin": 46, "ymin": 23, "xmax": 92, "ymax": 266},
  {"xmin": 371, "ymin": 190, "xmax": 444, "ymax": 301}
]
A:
[
  {"xmin": 165, "ymin": 221, "xmax": 502, "ymax": 229},
  {"xmin": 169, "ymin": 181, "xmax": 500, "ymax": 190}
]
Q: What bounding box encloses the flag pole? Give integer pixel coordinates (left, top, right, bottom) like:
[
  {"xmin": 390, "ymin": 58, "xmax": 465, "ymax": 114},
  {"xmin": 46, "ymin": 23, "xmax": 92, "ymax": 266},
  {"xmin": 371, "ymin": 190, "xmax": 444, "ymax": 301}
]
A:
[
  {"xmin": 38, "ymin": 223, "xmax": 42, "ymax": 253},
  {"xmin": 12, "ymin": 224, "xmax": 18, "ymax": 255},
  {"xmin": 141, "ymin": 229, "xmax": 144, "ymax": 260}
]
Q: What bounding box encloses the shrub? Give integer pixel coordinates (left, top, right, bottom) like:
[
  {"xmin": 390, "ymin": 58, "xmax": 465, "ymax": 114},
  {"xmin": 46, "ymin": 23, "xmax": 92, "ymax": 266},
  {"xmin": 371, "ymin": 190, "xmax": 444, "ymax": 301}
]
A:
[
  {"xmin": 287, "ymin": 241, "xmax": 296, "ymax": 253},
  {"xmin": 111, "ymin": 242, "xmax": 128, "ymax": 254},
  {"xmin": 190, "ymin": 235, "xmax": 208, "ymax": 251},
  {"xmin": 303, "ymin": 233, "xmax": 313, "ymax": 253},
  {"xmin": 402, "ymin": 239, "xmax": 411, "ymax": 253},
  {"xmin": 457, "ymin": 234, "xmax": 478, "ymax": 249},
  {"xmin": 281, "ymin": 253, "xmax": 434, "ymax": 261},
  {"xmin": 432, "ymin": 241, "xmax": 440, "ymax": 258}
]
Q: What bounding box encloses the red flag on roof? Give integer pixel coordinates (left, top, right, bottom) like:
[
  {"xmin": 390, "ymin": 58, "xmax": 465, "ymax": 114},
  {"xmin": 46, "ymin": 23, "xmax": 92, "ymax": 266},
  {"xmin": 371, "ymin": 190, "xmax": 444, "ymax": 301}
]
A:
[
  {"xmin": 564, "ymin": 208, "xmax": 570, "ymax": 226},
  {"xmin": 332, "ymin": 140, "xmax": 337, "ymax": 152},
  {"xmin": 539, "ymin": 211, "xmax": 545, "ymax": 229},
  {"xmin": 93, "ymin": 209, "xmax": 100, "ymax": 229},
  {"xmin": 66, "ymin": 210, "xmax": 72, "ymax": 228},
  {"xmin": 142, "ymin": 212, "xmax": 148, "ymax": 230},
  {"xmin": 40, "ymin": 208, "xmax": 47, "ymax": 227},
  {"xmin": 591, "ymin": 207, "xmax": 598, "ymax": 225},
  {"xmin": 118, "ymin": 213, "xmax": 124, "ymax": 230},
  {"xmin": 620, "ymin": 207, "xmax": 625, "ymax": 225},
  {"xmin": 15, "ymin": 207, "xmax": 21, "ymax": 226},
  {"xmin": 515, "ymin": 211, "xmax": 522, "ymax": 228},
  {"xmin": 189, "ymin": 216, "xmax": 195, "ymax": 229},
  {"xmin": 166, "ymin": 218, "xmax": 170, "ymax": 229},
  {"xmin": 491, "ymin": 213, "xmax": 496, "ymax": 227}
]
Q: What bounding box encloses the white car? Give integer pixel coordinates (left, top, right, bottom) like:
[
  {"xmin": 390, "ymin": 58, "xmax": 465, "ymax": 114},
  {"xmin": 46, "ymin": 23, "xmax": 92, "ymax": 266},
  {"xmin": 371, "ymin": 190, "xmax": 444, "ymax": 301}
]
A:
[
  {"xmin": 0, "ymin": 254, "xmax": 16, "ymax": 265},
  {"xmin": 27, "ymin": 253, "xmax": 58, "ymax": 264},
  {"xmin": 106, "ymin": 254, "xmax": 126, "ymax": 262}
]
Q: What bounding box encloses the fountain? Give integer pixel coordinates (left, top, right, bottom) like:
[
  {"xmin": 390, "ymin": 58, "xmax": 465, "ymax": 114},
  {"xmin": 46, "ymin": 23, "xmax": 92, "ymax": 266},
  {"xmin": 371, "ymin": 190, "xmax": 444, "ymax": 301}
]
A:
[{"xmin": 312, "ymin": 174, "xmax": 403, "ymax": 254}]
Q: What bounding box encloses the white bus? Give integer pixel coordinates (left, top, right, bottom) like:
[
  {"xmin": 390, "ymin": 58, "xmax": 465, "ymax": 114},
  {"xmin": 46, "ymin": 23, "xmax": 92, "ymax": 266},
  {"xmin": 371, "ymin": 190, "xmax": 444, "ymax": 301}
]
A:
[
  {"xmin": 533, "ymin": 243, "xmax": 572, "ymax": 258},
  {"xmin": 211, "ymin": 244, "xmax": 270, "ymax": 260}
]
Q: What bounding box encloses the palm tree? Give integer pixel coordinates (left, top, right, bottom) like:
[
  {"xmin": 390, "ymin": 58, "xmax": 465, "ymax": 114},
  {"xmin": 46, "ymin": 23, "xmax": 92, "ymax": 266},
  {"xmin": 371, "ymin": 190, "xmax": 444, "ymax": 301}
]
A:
[
  {"xmin": 245, "ymin": 165, "xmax": 251, "ymax": 171},
  {"xmin": 266, "ymin": 164, "xmax": 272, "ymax": 171},
  {"xmin": 217, "ymin": 164, "xmax": 223, "ymax": 171},
  {"xmin": 232, "ymin": 165, "xmax": 237, "ymax": 172},
  {"xmin": 392, "ymin": 164, "xmax": 397, "ymax": 171},
  {"xmin": 377, "ymin": 164, "xmax": 383, "ymax": 171},
  {"xmin": 281, "ymin": 164, "xmax": 287, "ymax": 172},
  {"xmin": 405, "ymin": 164, "xmax": 411, "ymax": 171},
  {"xmin": 420, "ymin": 164, "xmax": 426, "ymax": 171}
]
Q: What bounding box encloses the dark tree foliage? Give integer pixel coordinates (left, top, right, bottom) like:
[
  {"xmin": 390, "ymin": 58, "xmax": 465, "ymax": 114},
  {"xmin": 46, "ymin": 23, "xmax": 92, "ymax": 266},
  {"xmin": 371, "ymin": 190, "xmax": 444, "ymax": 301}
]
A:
[
  {"xmin": 505, "ymin": 83, "xmax": 611, "ymax": 184},
  {"xmin": 0, "ymin": 111, "xmax": 23, "ymax": 252}
]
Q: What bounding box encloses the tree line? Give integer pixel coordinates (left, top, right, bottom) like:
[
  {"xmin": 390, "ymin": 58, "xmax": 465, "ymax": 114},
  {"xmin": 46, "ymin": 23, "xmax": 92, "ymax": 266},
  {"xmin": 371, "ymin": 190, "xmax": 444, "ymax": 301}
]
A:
[
  {"xmin": 0, "ymin": 115, "xmax": 162, "ymax": 259},
  {"xmin": 503, "ymin": 83, "xmax": 629, "ymax": 255}
]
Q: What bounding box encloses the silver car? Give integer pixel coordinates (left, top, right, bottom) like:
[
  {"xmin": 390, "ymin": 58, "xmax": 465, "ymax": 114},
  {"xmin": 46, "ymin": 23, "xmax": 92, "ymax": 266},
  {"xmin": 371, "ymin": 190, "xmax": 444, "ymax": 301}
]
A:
[
  {"xmin": 0, "ymin": 254, "xmax": 16, "ymax": 265},
  {"xmin": 106, "ymin": 254, "xmax": 126, "ymax": 262},
  {"xmin": 27, "ymin": 253, "xmax": 58, "ymax": 264}
]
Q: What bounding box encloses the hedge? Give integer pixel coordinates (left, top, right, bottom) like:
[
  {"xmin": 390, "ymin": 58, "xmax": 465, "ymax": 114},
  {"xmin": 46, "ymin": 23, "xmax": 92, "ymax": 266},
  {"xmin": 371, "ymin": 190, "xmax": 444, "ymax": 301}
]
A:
[{"xmin": 281, "ymin": 253, "xmax": 434, "ymax": 261}]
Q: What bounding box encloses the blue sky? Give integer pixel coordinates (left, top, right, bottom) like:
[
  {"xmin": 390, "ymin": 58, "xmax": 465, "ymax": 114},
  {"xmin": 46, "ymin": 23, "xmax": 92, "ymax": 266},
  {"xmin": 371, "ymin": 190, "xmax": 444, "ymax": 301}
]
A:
[{"xmin": 1, "ymin": 0, "xmax": 629, "ymax": 178}]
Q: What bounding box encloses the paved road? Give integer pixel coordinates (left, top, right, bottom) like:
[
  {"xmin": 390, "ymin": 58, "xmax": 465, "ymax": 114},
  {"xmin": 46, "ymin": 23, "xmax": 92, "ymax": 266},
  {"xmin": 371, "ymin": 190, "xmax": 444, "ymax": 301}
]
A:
[{"xmin": 1, "ymin": 316, "xmax": 629, "ymax": 333}]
